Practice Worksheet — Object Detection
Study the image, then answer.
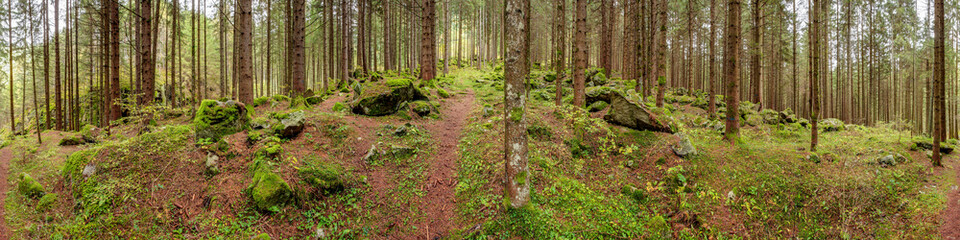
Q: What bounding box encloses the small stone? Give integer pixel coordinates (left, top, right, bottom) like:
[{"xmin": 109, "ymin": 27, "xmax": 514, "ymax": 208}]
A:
[
  {"xmin": 206, "ymin": 152, "xmax": 221, "ymax": 175},
  {"xmin": 672, "ymin": 134, "xmax": 698, "ymax": 158},
  {"xmin": 82, "ymin": 164, "xmax": 97, "ymax": 178},
  {"xmin": 727, "ymin": 191, "xmax": 736, "ymax": 201},
  {"xmin": 315, "ymin": 227, "xmax": 327, "ymax": 239}
]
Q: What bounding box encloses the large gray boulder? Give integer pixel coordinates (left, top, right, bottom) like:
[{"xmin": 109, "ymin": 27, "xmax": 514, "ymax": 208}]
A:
[
  {"xmin": 194, "ymin": 100, "xmax": 250, "ymax": 140},
  {"xmin": 603, "ymin": 92, "xmax": 674, "ymax": 133},
  {"xmin": 351, "ymin": 79, "xmax": 429, "ymax": 116},
  {"xmin": 672, "ymin": 135, "xmax": 697, "ymax": 158},
  {"xmin": 274, "ymin": 111, "xmax": 306, "ymax": 139}
]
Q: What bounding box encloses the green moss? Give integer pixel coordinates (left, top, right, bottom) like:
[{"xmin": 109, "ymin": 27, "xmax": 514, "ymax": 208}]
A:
[
  {"xmin": 253, "ymin": 97, "xmax": 271, "ymax": 107},
  {"xmin": 386, "ymin": 78, "xmax": 413, "ymax": 88},
  {"xmin": 249, "ymin": 167, "xmax": 292, "ymax": 211},
  {"xmin": 36, "ymin": 193, "xmax": 59, "ymax": 212},
  {"xmin": 252, "ymin": 233, "xmax": 271, "ymax": 240},
  {"xmin": 332, "ymin": 102, "xmax": 347, "ymax": 112},
  {"xmin": 514, "ymin": 170, "xmax": 528, "ymax": 186},
  {"xmin": 410, "ymin": 101, "xmax": 433, "ymax": 117},
  {"xmin": 194, "ymin": 100, "xmax": 250, "ymax": 140},
  {"xmin": 247, "ymin": 131, "xmax": 263, "ymax": 143},
  {"xmin": 272, "ymin": 95, "xmax": 291, "ymax": 102},
  {"xmin": 437, "ymin": 88, "xmax": 451, "ymax": 98},
  {"xmin": 298, "ymin": 162, "xmax": 347, "ymax": 195},
  {"xmin": 509, "ymin": 107, "xmax": 524, "ymax": 122},
  {"xmin": 587, "ymin": 101, "xmax": 609, "ymax": 112},
  {"xmin": 17, "ymin": 173, "xmax": 45, "ymax": 199}
]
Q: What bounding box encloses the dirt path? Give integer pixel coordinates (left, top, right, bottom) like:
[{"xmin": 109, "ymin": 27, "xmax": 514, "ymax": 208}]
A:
[
  {"xmin": 942, "ymin": 156, "xmax": 960, "ymax": 239},
  {"xmin": 414, "ymin": 90, "xmax": 475, "ymax": 239},
  {"xmin": 0, "ymin": 146, "xmax": 12, "ymax": 240}
]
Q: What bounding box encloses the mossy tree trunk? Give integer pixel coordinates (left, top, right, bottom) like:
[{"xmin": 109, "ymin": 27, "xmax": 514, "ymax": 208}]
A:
[
  {"xmin": 504, "ymin": 0, "xmax": 529, "ymax": 209},
  {"xmin": 723, "ymin": 0, "xmax": 741, "ymax": 142},
  {"xmin": 572, "ymin": 0, "xmax": 586, "ymax": 108}
]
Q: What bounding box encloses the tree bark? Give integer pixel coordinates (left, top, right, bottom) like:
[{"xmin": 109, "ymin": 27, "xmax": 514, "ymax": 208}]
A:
[
  {"xmin": 139, "ymin": 0, "xmax": 155, "ymax": 105},
  {"xmin": 723, "ymin": 0, "xmax": 741, "ymax": 141},
  {"xmin": 554, "ymin": 0, "xmax": 566, "ymax": 106},
  {"xmin": 290, "ymin": 0, "xmax": 306, "ymax": 95},
  {"xmin": 933, "ymin": 0, "xmax": 944, "ymax": 166},
  {"xmin": 419, "ymin": 0, "xmax": 437, "ymax": 82},
  {"xmin": 708, "ymin": 0, "xmax": 717, "ymax": 117},
  {"xmin": 572, "ymin": 0, "xmax": 587, "ymax": 108},
  {"xmin": 504, "ymin": 0, "xmax": 529, "ymax": 209},
  {"xmin": 236, "ymin": 0, "xmax": 254, "ymax": 104},
  {"xmin": 810, "ymin": 0, "xmax": 821, "ymax": 151}
]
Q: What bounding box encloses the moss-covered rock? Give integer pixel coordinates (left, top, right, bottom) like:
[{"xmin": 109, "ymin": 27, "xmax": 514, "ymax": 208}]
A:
[
  {"xmin": 351, "ymin": 80, "xmax": 429, "ymax": 116},
  {"xmin": 194, "ymin": 100, "xmax": 250, "ymax": 141},
  {"xmin": 332, "ymin": 102, "xmax": 347, "ymax": 112},
  {"xmin": 249, "ymin": 167, "xmax": 292, "ymax": 211},
  {"xmin": 585, "ymin": 86, "xmax": 614, "ymax": 106},
  {"xmin": 253, "ymin": 96, "xmax": 271, "ymax": 107},
  {"xmin": 437, "ymin": 88, "xmax": 451, "ymax": 98},
  {"xmin": 819, "ymin": 118, "xmax": 845, "ymax": 132},
  {"xmin": 410, "ymin": 101, "xmax": 433, "ymax": 117},
  {"xmin": 18, "ymin": 173, "xmax": 45, "ymax": 199},
  {"xmin": 299, "ymin": 162, "xmax": 347, "ymax": 195},
  {"xmin": 305, "ymin": 95, "xmax": 324, "ymax": 105},
  {"xmin": 36, "ymin": 193, "xmax": 59, "ymax": 212},
  {"xmin": 272, "ymin": 95, "xmax": 291, "ymax": 102},
  {"xmin": 252, "ymin": 233, "xmax": 271, "ymax": 240},
  {"xmin": 603, "ymin": 92, "xmax": 673, "ymax": 133},
  {"xmin": 58, "ymin": 133, "xmax": 90, "ymax": 146},
  {"xmin": 587, "ymin": 101, "xmax": 609, "ymax": 112},
  {"xmin": 272, "ymin": 110, "xmax": 306, "ymax": 139}
]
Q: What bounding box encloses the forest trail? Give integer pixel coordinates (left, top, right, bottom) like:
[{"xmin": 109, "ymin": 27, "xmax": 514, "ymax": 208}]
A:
[
  {"xmin": 414, "ymin": 88, "xmax": 475, "ymax": 239},
  {"xmin": 0, "ymin": 145, "xmax": 12, "ymax": 240},
  {"xmin": 942, "ymin": 163, "xmax": 960, "ymax": 239}
]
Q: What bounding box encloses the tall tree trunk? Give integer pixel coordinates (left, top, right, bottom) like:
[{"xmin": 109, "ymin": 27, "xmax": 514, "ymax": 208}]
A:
[
  {"xmin": 419, "ymin": 0, "xmax": 436, "ymax": 82},
  {"xmin": 933, "ymin": 0, "xmax": 944, "ymax": 166},
  {"xmin": 750, "ymin": 0, "xmax": 762, "ymax": 106},
  {"xmin": 42, "ymin": 0, "xmax": 50, "ymax": 129},
  {"xmin": 236, "ymin": 0, "xmax": 254, "ymax": 104},
  {"xmin": 599, "ymin": 0, "xmax": 611, "ymax": 76},
  {"xmin": 572, "ymin": 0, "xmax": 587, "ymax": 107},
  {"xmin": 624, "ymin": 0, "xmax": 638, "ymax": 92},
  {"xmin": 724, "ymin": 0, "xmax": 742, "ymax": 141},
  {"xmin": 655, "ymin": 0, "xmax": 666, "ymax": 108},
  {"xmin": 139, "ymin": 0, "xmax": 155, "ymax": 105},
  {"xmin": 7, "ymin": 0, "xmax": 14, "ymax": 133},
  {"xmin": 107, "ymin": 0, "xmax": 121, "ymax": 124},
  {"xmin": 708, "ymin": 0, "xmax": 717, "ymax": 117},
  {"xmin": 810, "ymin": 0, "xmax": 820, "ymax": 151},
  {"xmin": 29, "ymin": 1, "xmax": 40, "ymax": 142},
  {"xmin": 443, "ymin": 0, "xmax": 450, "ymax": 75},
  {"xmin": 290, "ymin": 0, "xmax": 306, "ymax": 95},
  {"xmin": 554, "ymin": 0, "xmax": 565, "ymax": 106},
  {"xmin": 504, "ymin": 0, "xmax": 529, "ymax": 209},
  {"xmin": 55, "ymin": 0, "xmax": 62, "ymax": 130}
]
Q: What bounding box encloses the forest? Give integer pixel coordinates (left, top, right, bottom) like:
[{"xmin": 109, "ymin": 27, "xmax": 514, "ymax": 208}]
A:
[{"xmin": 0, "ymin": 0, "xmax": 955, "ymax": 238}]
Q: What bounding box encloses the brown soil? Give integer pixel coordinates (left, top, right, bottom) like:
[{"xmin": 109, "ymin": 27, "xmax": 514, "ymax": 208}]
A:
[
  {"xmin": 941, "ymin": 155, "xmax": 960, "ymax": 239},
  {"xmin": 413, "ymin": 90, "xmax": 475, "ymax": 239},
  {"xmin": 0, "ymin": 144, "xmax": 10, "ymax": 240}
]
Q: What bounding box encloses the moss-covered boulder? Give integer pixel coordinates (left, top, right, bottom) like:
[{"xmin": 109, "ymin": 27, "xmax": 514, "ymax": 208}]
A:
[
  {"xmin": 603, "ymin": 92, "xmax": 673, "ymax": 133},
  {"xmin": 58, "ymin": 133, "xmax": 91, "ymax": 146},
  {"xmin": 437, "ymin": 88, "xmax": 451, "ymax": 98},
  {"xmin": 18, "ymin": 173, "xmax": 45, "ymax": 199},
  {"xmin": 249, "ymin": 167, "xmax": 292, "ymax": 211},
  {"xmin": 912, "ymin": 137, "xmax": 955, "ymax": 154},
  {"xmin": 299, "ymin": 162, "xmax": 347, "ymax": 195},
  {"xmin": 194, "ymin": 100, "xmax": 250, "ymax": 141},
  {"xmin": 351, "ymin": 79, "xmax": 429, "ymax": 116},
  {"xmin": 819, "ymin": 118, "xmax": 845, "ymax": 132},
  {"xmin": 36, "ymin": 193, "xmax": 59, "ymax": 212},
  {"xmin": 272, "ymin": 110, "xmax": 306, "ymax": 139},
  {"xmin": 585, "ymin": 86, "xmax": 614, "ymax": 106},
  {"xmin": 410, "ymin": 101, "xmax": 433, "ymax": 117},
  {"xmin": 587, "ymin": 101, "xmax": 609, "ymax": 112}
]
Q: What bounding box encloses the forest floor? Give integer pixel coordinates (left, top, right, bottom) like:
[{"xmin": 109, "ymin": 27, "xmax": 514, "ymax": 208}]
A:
[{"xmin": 0, "ymin": 66, "xmax": 957, "ymax": 239}]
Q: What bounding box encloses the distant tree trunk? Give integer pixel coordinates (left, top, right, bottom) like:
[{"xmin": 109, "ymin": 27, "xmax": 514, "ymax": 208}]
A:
[
  {"xmin": 236, "ymin": 0, "xmax": 254, "ymax": 104},
  {"xmin": 7, "ymin": 0, "xmax": 14, "ymax": 133},
  {"xmin": 42, "ymin": 0, "xmax": 50, "ymax": 129},
  {"xmin": 810, "ymin": 0, "xmax": 820, "ymax": 151},
  {"xmin": 504, "ymin": 0, "xmax": 529, "ymax": 209},
  {"xmin": 750, "ymin": 0, "xmax": 762, "ymax": 105},
  {"xmin": 723, "ymin": 0, "xmax": 741, "ymax": 142},
  {"xmin": 624, "ymin": 0, "xmax": 638, "ymax": 91},
  {"xmin": 139, "ymin": 0, "xmax": 155, "ymax": 105},
  {"xmin": 791, "ymin": 0, "xmax": 797, "ymax": 112},
  {"xmin": 265, "ymin": 0, "xmax": 272, "ymax": 96},
  {"xmin": 655, "ymin": 0, "xmax": 666, "ymax": 108},
  {"xmin": 572, "ymin": 0, "xmax": 587, "ymax": 107},
  {"xmin": 174, "ymin": 0, "xmax": 181, "ymax": 105},
  {"xmin": 553, "ymin": 0, "xmax": 565, "ymax": 106},
  {"xmin": 55, "ymin": 0, "xmax": 63, "ymax": 130},
  {"xmin": 325, "ymin": 0, "xmax": 333, "ymax": 92},
  {"xmin": 443, "ymin": 0, "xmax": 450, "ymax": 75},
  {"xmin": 107, "ymin": 0, "xmax": 121, "ymax": 124},
  {"xmin": 599, "ymin": 0, "xmax": 611, "ymax": 76},
  {"xmin": 29, "ymin": 2, "xmax": 40, "ymax": 142},
  {"xmin": 708, "ymin": 0, "xmax": 717, "ymax": 117},
  {"xmin": 290, "ymin": 0, "xmax": 306, "ymax": 95},
  {"xmin": 419, "ymin": 0, "xmax": 436, "ymax": 82},
  {"xmin": 933, "ymin": 0, "xmax": 944, "ymax": 166}
]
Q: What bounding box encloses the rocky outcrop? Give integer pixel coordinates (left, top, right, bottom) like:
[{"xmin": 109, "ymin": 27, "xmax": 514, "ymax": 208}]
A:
[
  {"xmin": 194, "ymin": 100, "xmax": 250, "ymax": 140},
  {"xmin": 603, "ymin": 92, "xmax": 674, "ymax": 133},
  {"xmin": 351, "ymin": 79, "xmax": 429, "ymax": 116}
]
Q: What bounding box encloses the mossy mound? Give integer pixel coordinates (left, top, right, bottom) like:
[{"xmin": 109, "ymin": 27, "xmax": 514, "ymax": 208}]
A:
[
  {"xmin": 437, "ymin": 88, "xmax": 451, "ymax": 98},
  {"xmin": 249, "ymin": 167, "xmax": 293, "ymax": 211},
  {"xmin": 58, "ymin": 133, "xmax": 91, "ymax": 146},
  {"xmin": 298, "ymin": 162, "xmax": 347, "ymax": 195},
  {"xmin": 587, "ymin": 101, "xmax": 609, "ymax": 112},
  {"xmin": 409, "ymin": 101, "xmax": 434, "ymax": 117},
  {"xmin": 585, "ymin": 86, "xmax": 614, "ymax": 106},
  {"xmin": 18, "ymin": 173, "xmax": 45, "ymax": 199},
  {"xmin": 194, "ymin": 100, "xmax": 250, "ymax": 141},
  {"xmin": 37, "ymin": 193, "xmax": 59, "ymax": 212},
  {"xmin": 819, "ymin": 118, "xmax": 846, "ymax": 132},
  {"xmin": 351, "ymin": 79, "xmax": 429, "ymax": 116}
]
